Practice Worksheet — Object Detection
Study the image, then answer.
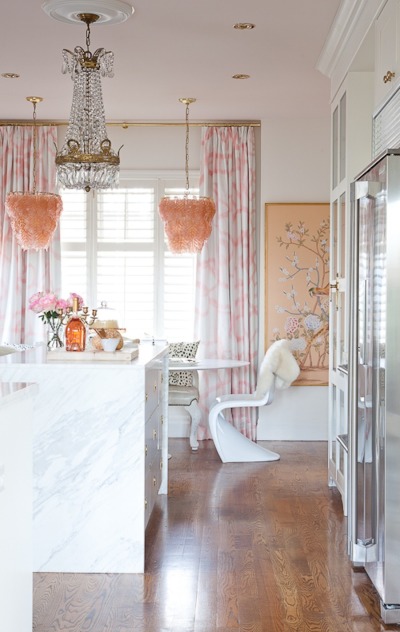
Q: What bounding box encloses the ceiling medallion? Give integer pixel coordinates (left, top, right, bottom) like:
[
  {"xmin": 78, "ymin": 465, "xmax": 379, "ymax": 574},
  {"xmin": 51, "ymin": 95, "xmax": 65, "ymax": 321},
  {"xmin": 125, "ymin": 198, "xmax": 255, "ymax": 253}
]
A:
[{"xmin": 41, "ymin": 0, "xmax": 134, "ymax": 24}]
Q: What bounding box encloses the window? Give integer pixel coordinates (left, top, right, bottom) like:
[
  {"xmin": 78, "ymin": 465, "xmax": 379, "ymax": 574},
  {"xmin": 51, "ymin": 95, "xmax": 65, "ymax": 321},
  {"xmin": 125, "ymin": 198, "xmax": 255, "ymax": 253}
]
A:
[{"xmin": 60, "ymin": 172, "xmax": 199, "ymax": 341}]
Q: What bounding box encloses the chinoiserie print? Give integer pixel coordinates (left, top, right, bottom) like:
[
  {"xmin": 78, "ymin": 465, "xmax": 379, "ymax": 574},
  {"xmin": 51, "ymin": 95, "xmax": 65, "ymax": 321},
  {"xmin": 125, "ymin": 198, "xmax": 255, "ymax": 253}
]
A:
[{"xmin": 265, "ymin": 203, "xmax": 330, "ymax": 386}]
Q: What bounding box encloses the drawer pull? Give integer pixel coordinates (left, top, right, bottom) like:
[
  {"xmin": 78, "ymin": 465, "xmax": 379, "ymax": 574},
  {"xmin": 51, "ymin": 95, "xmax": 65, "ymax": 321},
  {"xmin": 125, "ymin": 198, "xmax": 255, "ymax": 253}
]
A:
[
  {"xmin": 160, "ymin": 415, "xmax": 164, "ymax": 424},
  {"xmin": 153, "ymin": 383, "xmax": 157, "ymax": 392},
  {"xmin": 145, "ymin": 444, "xmax": 148, "ymax": 456},
  {"xmin": 153, "ymin": 429, "xmax": 157, "ymax": 439},
  {"xmin": 383, "ymin": 70, "xmax": 396, "ymax": 83},
  {"xmin": 153, "ymin": 476, "xmax": 157, "ymax": 486},
  {"xmin": 145, "ymin": 499, "xmax": 148, "ymax": 508},
  {"xmin": 145, "ymin": 393, "xmax": 148, "ymax": 401}
]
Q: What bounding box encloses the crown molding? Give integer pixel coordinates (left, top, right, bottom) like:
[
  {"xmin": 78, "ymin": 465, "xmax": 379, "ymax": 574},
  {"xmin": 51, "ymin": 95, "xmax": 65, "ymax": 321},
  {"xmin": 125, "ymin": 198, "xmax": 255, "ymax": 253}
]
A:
[{"xmin": 317, "ymin": 0, "xmax": 386, "ymax": 97}]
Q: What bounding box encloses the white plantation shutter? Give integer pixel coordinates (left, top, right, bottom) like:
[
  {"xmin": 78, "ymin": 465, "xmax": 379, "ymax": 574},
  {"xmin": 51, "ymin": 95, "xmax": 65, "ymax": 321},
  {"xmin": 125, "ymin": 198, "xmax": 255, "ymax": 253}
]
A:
[
  {"xmin": 60, "ymin": 173, "xmax": 199, "ymax": 341},
  {"xmin": 59, "ymin": 189, "xmax": 88, "ymax": 300}
]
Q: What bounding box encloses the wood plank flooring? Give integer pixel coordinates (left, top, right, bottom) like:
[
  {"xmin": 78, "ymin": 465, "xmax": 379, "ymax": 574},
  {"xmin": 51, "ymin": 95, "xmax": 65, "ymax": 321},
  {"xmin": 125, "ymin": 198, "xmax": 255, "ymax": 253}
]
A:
[{"xmin": 33, "ymin": 440, "xmax": 398, "ymax": 632}]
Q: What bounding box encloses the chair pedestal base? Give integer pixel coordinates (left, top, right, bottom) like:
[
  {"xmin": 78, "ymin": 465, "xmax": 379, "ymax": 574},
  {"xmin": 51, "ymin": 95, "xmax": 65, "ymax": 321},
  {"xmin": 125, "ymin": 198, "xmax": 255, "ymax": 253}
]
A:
[{"xmin": 210, "ymin": 412, "xmax": 280, "ymax": 463}]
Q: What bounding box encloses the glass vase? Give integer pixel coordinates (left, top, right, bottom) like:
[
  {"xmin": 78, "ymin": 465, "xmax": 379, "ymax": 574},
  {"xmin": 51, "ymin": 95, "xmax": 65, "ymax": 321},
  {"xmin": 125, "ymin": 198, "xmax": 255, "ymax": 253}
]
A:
[{"xmin": 46, "ymin": 317, "xmax": 64, "ymax": 350}]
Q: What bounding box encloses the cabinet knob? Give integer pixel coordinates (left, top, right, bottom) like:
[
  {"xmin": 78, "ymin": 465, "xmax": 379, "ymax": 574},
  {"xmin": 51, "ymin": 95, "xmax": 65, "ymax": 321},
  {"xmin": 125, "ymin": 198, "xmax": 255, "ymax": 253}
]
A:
[{"xmin": 383, "ymin": 70, "xmax": 396, "ymax": 83}]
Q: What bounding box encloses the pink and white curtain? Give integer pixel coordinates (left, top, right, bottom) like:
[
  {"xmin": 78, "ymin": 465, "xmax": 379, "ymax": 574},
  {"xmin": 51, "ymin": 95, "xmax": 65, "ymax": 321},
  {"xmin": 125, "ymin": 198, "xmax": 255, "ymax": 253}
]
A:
[
  {"xmin": 0, "ymin": 125, "xmax": 61, "ymax": 344},
  {"xmin": 195, "ymin": 126, "xmax": 259, "ymax": 440}
]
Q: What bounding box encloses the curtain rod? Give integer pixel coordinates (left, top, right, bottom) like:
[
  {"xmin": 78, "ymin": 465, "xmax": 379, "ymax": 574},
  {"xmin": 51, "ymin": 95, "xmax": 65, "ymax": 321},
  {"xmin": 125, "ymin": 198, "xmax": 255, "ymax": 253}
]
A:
[{"xmin": 0, "ymin": 120, "xmax": 261, "ymax": 128}]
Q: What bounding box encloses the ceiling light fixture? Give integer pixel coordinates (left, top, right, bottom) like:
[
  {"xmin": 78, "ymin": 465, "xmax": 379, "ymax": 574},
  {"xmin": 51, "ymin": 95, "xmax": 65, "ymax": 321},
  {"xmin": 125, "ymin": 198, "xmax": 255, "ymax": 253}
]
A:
[
  {"xmin": 232, "ymin": 74, "xmax": 250, "ymax": 80},
  {"xmin": 5, "ymin": 97, "xmax": 63, "ymax": 250},
  {"xmin": 159, "ymin": 98, "xmax": 216, "ymax": 254},
  {"xmin": 55, "ymin": 12, "xmax": 121, "ymax": 192},
  {"xmin": 1, "ymin": 72, "xmax": 20, "ymax": 79},
  {"xmin": 233, "ymin": 23, "xmax": 255, "ymax": 30}
]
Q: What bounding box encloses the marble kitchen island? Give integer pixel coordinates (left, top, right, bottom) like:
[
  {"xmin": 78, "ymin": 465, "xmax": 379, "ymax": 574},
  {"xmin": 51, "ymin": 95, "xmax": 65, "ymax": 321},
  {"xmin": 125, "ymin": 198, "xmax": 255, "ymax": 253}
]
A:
[{"xmin": 0, "ymin": 342, "xmax": 168, "ymax": 574}]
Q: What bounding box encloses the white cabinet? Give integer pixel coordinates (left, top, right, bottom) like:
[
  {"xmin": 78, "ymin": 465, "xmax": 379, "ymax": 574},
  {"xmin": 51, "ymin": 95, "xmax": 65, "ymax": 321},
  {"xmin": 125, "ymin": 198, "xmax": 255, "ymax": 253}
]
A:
[
  {"xmin": 328, "ymin": 72, "xmax": 373, "ymax": 515},
  {"xmin": 144, "ymin": 367, "xmax": 163, "ymax": 526},
  {"xmin": 374, "ymin": 0, "xmax": 400, "ymax": 108},
  {"xmin": 0, "ymin": 383, "xmax": 37, "ymax": 632}
]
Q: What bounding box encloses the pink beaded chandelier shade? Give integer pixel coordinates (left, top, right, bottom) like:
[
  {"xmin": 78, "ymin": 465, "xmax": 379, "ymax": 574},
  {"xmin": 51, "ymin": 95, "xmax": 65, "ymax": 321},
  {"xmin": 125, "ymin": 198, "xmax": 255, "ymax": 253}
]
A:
[
  {"xmin": 158, "ymin": 98, "xmax": 216, "ymax": 254},
  {"xmin": 5, "ymin": 97, "xmax": 63, "ymax": 250}
]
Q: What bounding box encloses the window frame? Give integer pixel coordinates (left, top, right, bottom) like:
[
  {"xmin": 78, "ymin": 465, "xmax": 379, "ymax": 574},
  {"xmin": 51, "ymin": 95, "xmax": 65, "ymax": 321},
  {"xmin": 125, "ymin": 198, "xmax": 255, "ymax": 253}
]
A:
[{"xmin": 59, "ymin": 169, "xmax": 200, "ymax": 339}]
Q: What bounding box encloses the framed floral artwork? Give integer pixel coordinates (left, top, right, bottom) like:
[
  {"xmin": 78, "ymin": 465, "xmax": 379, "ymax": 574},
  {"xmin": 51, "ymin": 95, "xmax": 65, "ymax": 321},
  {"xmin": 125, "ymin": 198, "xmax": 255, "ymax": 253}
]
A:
[{"xmin": 265, "ymin": 202, "xmax": 330, "ymax": 386}]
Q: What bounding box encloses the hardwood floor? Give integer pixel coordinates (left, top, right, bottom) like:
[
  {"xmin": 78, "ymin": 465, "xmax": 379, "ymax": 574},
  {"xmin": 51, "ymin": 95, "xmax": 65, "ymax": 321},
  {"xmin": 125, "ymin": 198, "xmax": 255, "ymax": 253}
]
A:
[{"xmin": 33, "ymin": 440, "xmax": 398, "ymax": 632}]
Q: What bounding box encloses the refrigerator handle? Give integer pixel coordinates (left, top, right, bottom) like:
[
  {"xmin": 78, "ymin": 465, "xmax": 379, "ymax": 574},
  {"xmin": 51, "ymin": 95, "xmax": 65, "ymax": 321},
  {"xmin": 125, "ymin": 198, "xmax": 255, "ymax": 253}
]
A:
[{"xmin": 360, "ymin": 279, "xmax": 368, "ymax": 366}]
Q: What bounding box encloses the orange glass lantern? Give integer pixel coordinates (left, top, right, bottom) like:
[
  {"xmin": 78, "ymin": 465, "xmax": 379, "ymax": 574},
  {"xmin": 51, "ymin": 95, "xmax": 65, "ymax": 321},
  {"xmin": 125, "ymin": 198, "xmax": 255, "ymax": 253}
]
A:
[
  {"xmin": 5, "ymin": 97, "xmax": 63, "ymax": 250},
  {"xmin": 158, "ymin": 98, "xmax": 215, "ymax": 254}
]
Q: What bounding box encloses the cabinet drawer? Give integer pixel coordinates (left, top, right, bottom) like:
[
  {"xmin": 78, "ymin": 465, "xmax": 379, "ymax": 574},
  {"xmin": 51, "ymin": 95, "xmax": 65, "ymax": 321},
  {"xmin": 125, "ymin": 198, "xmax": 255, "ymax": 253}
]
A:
[
  {"xmin": 145, "ymin": 452, "xmax": 162, "ymax": 527},
  {"xmin": 145, "ymin": 369, "xmax": 160, "ymax": 418},
  {"xmin": 145, "ymin": 407, "xmax": 160, "ymax": 461}
]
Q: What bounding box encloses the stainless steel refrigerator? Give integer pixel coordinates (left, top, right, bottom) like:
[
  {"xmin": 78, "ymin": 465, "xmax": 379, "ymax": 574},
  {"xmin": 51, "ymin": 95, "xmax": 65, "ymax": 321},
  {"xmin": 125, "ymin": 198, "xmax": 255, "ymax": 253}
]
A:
[{"xmin": 349, "ymin": 149, "xmax": 400, "ymax": 624}]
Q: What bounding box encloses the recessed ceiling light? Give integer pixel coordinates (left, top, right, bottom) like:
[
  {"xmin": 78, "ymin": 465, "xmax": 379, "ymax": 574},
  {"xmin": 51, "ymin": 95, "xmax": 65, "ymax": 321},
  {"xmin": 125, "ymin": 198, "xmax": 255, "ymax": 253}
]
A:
[
  {"xmin": 233, "ymin": 23, "xmax": 255, "ymax": 30},
  {"xmin": 232, "ymin": 74, "xmax": 250, "ymax": 80},
  {"xmin": 1, "ymin": 72, "xmax": 20, "ymax": 79}
]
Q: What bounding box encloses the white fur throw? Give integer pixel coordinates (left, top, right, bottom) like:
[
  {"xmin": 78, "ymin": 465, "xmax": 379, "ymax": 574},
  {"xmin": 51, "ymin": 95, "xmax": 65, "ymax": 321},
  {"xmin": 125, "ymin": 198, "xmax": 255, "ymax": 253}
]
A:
[{"xmin": 255, "ymin": 339, "xmax": 300, "ymax": 398}]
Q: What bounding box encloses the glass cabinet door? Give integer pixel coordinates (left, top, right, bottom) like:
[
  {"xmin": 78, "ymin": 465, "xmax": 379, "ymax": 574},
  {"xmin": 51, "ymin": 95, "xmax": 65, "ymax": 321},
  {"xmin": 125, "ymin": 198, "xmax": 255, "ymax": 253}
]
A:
[{"xmin": 329, "ymin": 89, "xmax": 348, "ymax": 515}]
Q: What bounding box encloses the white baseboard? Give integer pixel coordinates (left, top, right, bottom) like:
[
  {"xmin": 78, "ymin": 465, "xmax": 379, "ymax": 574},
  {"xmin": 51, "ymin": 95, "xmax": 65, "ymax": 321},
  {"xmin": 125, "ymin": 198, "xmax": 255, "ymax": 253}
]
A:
[{"xmin": 168, "ymin": 386, "xmax": 329, "ymax": 441}]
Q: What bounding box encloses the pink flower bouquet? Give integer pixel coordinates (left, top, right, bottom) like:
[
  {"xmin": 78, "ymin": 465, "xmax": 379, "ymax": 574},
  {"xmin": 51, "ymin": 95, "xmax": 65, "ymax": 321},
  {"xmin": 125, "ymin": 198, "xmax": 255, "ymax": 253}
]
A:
[
  {"xmin": 29, "ymin": 291, "xmax": 84, "ymax": 323},
  {"xmin": 29, "ymin": 291, "xmax": 85, "ymax": 349}
]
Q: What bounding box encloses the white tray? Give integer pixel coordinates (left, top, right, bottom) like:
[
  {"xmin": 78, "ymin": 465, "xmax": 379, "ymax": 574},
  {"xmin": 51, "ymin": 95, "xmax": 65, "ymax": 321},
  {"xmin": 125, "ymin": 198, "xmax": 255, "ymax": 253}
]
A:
[{"xmin": 47, "ymin": 346, "xmax": 139, "ymax": 363}]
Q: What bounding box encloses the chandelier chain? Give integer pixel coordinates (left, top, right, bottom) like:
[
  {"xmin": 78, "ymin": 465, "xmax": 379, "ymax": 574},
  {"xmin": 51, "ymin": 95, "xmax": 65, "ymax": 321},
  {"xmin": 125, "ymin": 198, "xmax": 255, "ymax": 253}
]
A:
[
  {"xmin": 86, "ymin": 21, "xmax": 91, "ymax": 51},
  {"xmin": 185, "ymin": 103, "xmax": 190, "ymax": 193},
  {"xmin": 32, "ymin": 101, "xmax": 37, "ymax": 194}
]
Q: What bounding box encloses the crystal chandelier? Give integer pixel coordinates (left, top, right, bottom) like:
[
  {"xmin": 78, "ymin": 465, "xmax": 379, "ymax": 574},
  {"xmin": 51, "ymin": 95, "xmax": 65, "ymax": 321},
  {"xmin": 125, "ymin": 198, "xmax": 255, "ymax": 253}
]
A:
[
  {"xmin": 6, "ymin": 97, "xmax": 63, "ymax": 250},
  {"xmin": 159, "ymin": 98, "xmax": 216, "ymax": 254},
  {"xmin": 56, "ymin": 12, "xmax": 121, "ymax": 192}
]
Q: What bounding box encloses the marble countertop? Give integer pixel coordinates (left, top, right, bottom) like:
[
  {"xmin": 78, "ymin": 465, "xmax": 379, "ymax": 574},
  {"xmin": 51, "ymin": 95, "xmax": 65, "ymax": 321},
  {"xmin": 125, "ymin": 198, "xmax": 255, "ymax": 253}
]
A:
[{"xmin": 0, "ymin": 341, "xmax": 168, "ymax": 370}]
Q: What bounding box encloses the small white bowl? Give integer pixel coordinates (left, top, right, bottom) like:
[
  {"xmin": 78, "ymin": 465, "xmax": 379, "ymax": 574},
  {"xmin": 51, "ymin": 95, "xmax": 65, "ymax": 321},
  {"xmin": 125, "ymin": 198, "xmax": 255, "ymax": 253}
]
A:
[{"xmin": 101, "ymin": 338, "xmax": 119, "ymax": 353}]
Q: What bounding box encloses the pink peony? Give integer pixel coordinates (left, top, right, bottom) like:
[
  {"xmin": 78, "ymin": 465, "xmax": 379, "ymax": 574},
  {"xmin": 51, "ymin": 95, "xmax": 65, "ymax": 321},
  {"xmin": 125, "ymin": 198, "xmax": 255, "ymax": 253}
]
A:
[
  {"xmin": 56, "ymin": 298, "xmax": 69, "ymax": 311},
  {"xmin": 28, "ymin": 291, "xmax": 45, "ymax": 314},
  {"xmin": 68, "ymin": 293, "xmax": 84, "ymax": 309},
  {"xmin": 38, "ymin": 292, "xmax": 58, "ymax": 312}
]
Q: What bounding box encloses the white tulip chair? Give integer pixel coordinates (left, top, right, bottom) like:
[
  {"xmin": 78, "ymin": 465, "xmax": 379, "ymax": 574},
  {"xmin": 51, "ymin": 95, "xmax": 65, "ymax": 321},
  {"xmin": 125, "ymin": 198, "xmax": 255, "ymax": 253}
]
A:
[{"xmin": 208, "ymin": 339, "xmax": 300, "ymax": 463}]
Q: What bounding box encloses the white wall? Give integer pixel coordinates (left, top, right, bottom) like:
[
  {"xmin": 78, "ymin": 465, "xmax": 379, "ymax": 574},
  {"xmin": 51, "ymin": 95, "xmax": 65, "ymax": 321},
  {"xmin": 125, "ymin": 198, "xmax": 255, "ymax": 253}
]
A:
[
  {"xmin": 57, "ymin": 125, "xmax": 201, "ymax": 171},
  {"xmin": 257, "ymin": 116, "xmax": 330, "ymax": 440}
]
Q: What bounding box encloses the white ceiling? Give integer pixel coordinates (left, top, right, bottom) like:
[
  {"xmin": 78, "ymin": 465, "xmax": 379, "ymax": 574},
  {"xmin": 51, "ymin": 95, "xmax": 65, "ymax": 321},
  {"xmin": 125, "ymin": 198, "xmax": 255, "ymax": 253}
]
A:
[{"xmin": 0, "ymin": 0, "xmax": 342, "ymax": 122}]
